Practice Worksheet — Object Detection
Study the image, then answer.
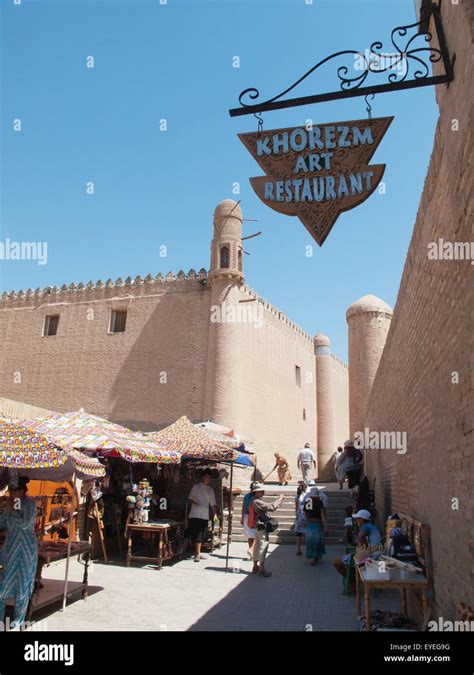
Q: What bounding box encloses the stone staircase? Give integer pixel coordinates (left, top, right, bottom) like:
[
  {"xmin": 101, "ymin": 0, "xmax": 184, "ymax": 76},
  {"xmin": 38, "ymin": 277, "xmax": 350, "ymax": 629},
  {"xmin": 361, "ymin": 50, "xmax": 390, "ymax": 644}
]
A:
[{"xmin": 229, "ymin": 483, "xmax": 353, "ymax": 545}]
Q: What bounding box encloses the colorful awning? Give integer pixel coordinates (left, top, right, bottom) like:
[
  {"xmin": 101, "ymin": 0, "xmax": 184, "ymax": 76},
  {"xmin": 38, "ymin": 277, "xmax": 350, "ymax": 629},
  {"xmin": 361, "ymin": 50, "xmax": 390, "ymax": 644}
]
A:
[
  {"xmin": 148, "ymin": 416, "xmax": 240, "ymax": 462},
  {"xmin": 0, "ymin": 421, "xmax": 68, "ymax": 469},
  {"xmin": 194, "ymin": 421, "xmax": 255, "ymax": 451},
  {"xmin": 21, "ymin": 410, "xmax": 180, "ymax": 464}
]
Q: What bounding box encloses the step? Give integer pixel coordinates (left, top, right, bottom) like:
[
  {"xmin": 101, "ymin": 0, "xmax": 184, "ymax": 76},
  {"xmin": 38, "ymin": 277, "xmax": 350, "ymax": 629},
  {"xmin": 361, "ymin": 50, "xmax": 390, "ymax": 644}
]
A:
[
  {"xmin": 230, "ymin": 534, "xmax": 345, "ymax": 545},
  {"xmin": 233, "ymin": 496, "xmax": 353, "ymax": 506}
]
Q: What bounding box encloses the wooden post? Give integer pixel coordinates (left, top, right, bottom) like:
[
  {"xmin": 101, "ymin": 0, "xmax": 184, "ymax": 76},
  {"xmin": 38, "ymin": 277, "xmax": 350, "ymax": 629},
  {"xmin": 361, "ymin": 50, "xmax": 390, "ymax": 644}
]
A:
[
  {"xmin": 62, "ymin": 472, "xmax": 76, "ymax": 612},
  {"xmin": 94, "ymin": 503, "xmax": 108, "ymax": 563},
  {"xmin": 225, "ymin": 460, "xmax": 234, "ymax": 572}
]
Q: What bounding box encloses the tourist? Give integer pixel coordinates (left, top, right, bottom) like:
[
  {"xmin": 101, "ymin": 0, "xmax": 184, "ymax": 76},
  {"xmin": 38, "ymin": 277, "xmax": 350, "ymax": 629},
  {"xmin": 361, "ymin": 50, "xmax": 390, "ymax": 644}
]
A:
[
  {"xmin": 0, "ymin": 477, "xmax": 38, "ymax": 628},
  {"xmin": 343, "ymin": 439, "xmax": 363, "ymax": 492},
  {"xmin": 293, "ymin": 481, "xmax": 307, "ymax": 556},
  {"xmin": 303, "ymin": 485, "xmax": 327, "ymax": 566},
  {"xmin": 250, "ymin": 483, "xmax": 284, "ymax": 577},
  {"xmin": 334, "ymin": 446, "xmax": 347, "ymax": 489},
  {"xmin": 241, "ymin": 482, "xmax": 256, "ymax": 560},
  {"xmin": 333, "ymin": 509, "xmax": 382, "ymax": 587},
  {"xmin": 272, "ymin": 453, "xmax": 292, "ymax": 485},
  {"xmin": 297, "ymin": 442, "xmax": 316, "ymax": 482},
  {"xmin": 306, "ymin": 479, "xmax": 328, "ymax": 507},
  {"xmin": 187, "ymin": 469, "xmax": 217, "ymax": 563},
  {"xmin": 353, "ymin": 509, "xmax": 382, "ymax": 546}
]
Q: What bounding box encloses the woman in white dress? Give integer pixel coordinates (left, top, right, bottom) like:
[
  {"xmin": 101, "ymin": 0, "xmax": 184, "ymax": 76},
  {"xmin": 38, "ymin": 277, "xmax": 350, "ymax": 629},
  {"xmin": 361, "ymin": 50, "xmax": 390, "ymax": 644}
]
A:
[{"xmin": 294, "ymin": 482, "xmax": 308, "ymax": 556}]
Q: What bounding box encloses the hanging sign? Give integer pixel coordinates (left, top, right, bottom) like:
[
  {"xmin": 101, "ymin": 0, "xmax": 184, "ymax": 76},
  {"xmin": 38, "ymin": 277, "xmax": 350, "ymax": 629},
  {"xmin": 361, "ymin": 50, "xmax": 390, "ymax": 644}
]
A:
[{"xmin": 239, "ymin": 116, "xmax": 393, "ymax": 246}]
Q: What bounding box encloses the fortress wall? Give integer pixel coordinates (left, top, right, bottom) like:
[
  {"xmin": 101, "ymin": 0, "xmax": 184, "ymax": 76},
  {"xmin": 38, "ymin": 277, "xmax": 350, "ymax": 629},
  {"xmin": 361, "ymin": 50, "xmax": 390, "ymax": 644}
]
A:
[
  {"xmin": 331, "ymin": 355, "xmax": 349, "ymax": 449},
  {"xmin": 235, "ymin": 287, "xmax": 317, "ymax": 476},
  {"xmin": 364, "ymin": 3, "xmax": 473, "ymax": 620},
  {"xmin": 0, "ymin": 276, "xmax": 212, "ymax": 429}
]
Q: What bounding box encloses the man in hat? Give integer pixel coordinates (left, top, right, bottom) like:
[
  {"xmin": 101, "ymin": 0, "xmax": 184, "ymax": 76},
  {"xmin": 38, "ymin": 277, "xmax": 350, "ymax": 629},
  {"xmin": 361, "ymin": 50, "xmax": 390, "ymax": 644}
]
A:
[
  {"xmin": 333, "ymin": 509, "xmax": 381, "ymax": 590},
  {"xmin": 297, "ymin": 442, "xmax": 316, "ymax": 483},
  {"xmin": 249, "ymin": 484, "xmax": 284, "ymax": 577}
]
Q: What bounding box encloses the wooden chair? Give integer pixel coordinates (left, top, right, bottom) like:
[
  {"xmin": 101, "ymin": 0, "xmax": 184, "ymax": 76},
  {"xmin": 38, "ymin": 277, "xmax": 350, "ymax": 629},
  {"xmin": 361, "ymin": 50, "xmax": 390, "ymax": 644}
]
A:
[{"xmin": 398, "ymin": 512, "xmax": 433, "ymax": 627}]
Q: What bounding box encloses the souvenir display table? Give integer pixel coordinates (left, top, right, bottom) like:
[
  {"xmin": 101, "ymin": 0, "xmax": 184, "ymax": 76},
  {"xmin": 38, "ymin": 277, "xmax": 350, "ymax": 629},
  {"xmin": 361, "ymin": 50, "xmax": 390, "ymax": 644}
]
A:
[
  {"xmin": 356, "ymin": 564, "xmax": 429, "ymax": 631},
  {"xmin": 125, "ymin": 519, "xmax": 183, "ymax": 569},
  {"xmin": 26, "ymin": 540, "xmax": 91, "ymax": 617},
  {"xmin": 36, "ymin": 540, "xmax": 91, "ymax": 594}
]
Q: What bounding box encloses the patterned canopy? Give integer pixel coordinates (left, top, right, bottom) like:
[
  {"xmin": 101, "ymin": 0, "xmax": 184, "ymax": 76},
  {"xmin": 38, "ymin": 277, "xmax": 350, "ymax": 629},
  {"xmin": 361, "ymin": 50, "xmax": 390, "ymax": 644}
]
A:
[
  {"xmin": 147, "ymin": 416, "xmax": 240, "ymax": 462},
  {"xmin": 0, "ymin": 421, "xmax": 68, "ymax": 469},
  {"xmin": 195, "ymin": 421, "xmax": 255, "ymax": 452},
  {"xmin": 22, "ymin": 410, "xmax": 180, "ymax": 464}
]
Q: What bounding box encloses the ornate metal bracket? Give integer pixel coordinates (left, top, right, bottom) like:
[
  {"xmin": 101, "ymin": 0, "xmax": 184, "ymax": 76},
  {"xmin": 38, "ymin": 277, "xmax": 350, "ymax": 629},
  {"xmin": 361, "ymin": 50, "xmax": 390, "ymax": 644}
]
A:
[{"xmin": 229, "ymin": 3, "xmax": 454, "ymax": 118}]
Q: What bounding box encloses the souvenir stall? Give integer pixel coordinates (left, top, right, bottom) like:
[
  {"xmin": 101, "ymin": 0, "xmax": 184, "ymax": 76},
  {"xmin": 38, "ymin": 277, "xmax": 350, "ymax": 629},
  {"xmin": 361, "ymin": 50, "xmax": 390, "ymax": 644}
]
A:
[
  {"xmin": 147, "ymin": 416, "xmax": 240, "ymax": 556},
  {"xmin": 352, "ymin": 510, "xmax": 432, "ymax": 631},
  {"xmin": 0, "ymin": 421, "xmax": 105, "ymax": 624},
  {"xmin": 21, "ymin": 410, "xmax": 182, "ymax": 566}
]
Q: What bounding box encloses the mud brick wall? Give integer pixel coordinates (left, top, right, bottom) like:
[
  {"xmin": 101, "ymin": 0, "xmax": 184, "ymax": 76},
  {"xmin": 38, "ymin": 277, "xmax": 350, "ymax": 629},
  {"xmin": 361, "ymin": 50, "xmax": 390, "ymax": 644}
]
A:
[{"xmin": 364, "ymin": 2, "xmax": 473, "ymax": 620}]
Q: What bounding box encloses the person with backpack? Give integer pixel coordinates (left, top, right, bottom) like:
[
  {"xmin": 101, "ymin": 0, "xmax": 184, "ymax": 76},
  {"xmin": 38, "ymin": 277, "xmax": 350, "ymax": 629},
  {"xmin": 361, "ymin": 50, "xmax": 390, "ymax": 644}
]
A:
[
  {"xmin": 303, "ymin": 486, "xmax": 328, "ymax": 565},
  {"xmin": 248, "ymin": 483, "xmax": 284, "ymax": 577}
]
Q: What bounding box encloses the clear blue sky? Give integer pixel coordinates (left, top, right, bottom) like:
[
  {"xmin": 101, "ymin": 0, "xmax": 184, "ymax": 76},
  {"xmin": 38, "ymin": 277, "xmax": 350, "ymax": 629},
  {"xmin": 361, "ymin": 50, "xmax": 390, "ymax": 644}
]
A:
[{"xmin": 1, "ymin": 0, "xmax": 438, "ymax": 361}]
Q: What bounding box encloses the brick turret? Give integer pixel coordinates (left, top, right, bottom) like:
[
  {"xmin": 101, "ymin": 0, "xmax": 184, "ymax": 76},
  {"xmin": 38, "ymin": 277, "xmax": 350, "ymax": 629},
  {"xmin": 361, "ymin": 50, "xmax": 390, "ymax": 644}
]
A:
[{"xmin": 346, "ymin": 295, "xmax": 393, "ymax": 437}]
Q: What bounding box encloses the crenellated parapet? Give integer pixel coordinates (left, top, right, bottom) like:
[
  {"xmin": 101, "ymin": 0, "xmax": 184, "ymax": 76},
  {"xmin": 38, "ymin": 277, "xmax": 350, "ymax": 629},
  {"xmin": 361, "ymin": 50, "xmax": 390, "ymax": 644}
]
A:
[
  {"xmin": 0, "ymin": 268, "xmax": 209, "ymax": 305},
  {"xmin": 331, "ymin": 353, "xmax": 348, "ymax": 369},
  {"xmin": 240, "ymin": 284, "xmax": 313, "ymax": 343}
]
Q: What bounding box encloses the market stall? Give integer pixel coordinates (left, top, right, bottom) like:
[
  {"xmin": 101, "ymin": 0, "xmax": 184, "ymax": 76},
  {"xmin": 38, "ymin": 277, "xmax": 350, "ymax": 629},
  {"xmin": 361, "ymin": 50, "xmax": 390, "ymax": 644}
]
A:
[
  {"xmin": 0, "ymin": 420, "xmax": 105, "ymax": 624},
  {"xmin": 148, "ymin": 416, "xmax": 241, "ymax": 557},
  {"xmin": 353, "ymin": 512, "xmax": 432, "ymax": 631},
  {"xmin": 21, "ymin": 410, "xmax": 182, "ymax": 566}
]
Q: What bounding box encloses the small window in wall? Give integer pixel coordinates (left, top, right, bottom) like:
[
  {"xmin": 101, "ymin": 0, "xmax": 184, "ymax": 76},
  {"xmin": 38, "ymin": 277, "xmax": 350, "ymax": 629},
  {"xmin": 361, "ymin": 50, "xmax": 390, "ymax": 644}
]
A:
[
  {"xmin": 220, "ymin": 246, "xmax": 230, "ymax": 269},
  {"xmin": 238, "ymin": 249, "xmax": 243, "ymax": 272},
  {"xmin": 43, "ymin": 315, "xmax": 59, "ymax": 337},
  {"xmin": 110, "ymin": 310, "xmax": 127, "ymax": 333},
  {"xmin": 303, "ymin": 408, "xmax": 306, "ymax": 421},
  {"xmin": 295, "ymin": 365, "xmax": 302, "ymax": 387}
]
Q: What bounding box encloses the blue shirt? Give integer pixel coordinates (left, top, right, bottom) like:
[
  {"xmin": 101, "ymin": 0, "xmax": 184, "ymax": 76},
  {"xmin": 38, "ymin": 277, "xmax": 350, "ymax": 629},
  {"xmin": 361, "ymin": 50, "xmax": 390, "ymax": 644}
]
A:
[
  {"xmin": 243, "ymin": 492, "xmax": 254, "ymax": 515},
  {"xmin": 360, "ymin": 523, "xmax": 382, "ymax": 545}
]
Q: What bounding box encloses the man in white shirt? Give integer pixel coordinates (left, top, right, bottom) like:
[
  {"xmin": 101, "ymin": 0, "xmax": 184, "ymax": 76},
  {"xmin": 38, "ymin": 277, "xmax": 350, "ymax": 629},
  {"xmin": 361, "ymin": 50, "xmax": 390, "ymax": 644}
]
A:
[
  {"xmin": 297, "ymin": 443, "xmax": 316, "ymax": 483},
  {"xmin": 187, "ymin": 469, "xmax": 217, "ymax": 562}
]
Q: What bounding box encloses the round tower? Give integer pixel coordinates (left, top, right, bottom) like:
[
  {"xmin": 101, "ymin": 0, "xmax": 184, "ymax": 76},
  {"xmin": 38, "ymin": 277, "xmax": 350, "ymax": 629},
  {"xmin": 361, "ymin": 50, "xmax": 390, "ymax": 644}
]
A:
[
  {"xmin": 346, "ymin": 294, "xmax": 393, "ymax": 438},
  {"xmin": 203, "ymin": 200, "xmax": 244, "ymax": 429},
  {"xmin": 314, "ymin": 333, "xmax": 336, "ymax": 479},
  {"xmin": 209, "ymin": 199, "xmax": 244, "ymax": 284}
]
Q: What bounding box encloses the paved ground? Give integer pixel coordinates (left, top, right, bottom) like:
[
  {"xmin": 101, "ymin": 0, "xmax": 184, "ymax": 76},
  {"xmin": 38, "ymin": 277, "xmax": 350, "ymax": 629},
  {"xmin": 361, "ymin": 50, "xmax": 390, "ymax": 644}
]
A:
[{"xmin": 32, "ymin": 542, "xmax": 398, "ymax": 632}]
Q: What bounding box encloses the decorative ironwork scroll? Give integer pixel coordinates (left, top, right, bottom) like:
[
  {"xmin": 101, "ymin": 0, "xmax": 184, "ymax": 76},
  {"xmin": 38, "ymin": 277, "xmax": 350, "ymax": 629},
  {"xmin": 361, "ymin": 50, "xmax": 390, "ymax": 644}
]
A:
[{"xmin": 229, "ymin": 4, "xmax": 454, "ymax": 117}]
